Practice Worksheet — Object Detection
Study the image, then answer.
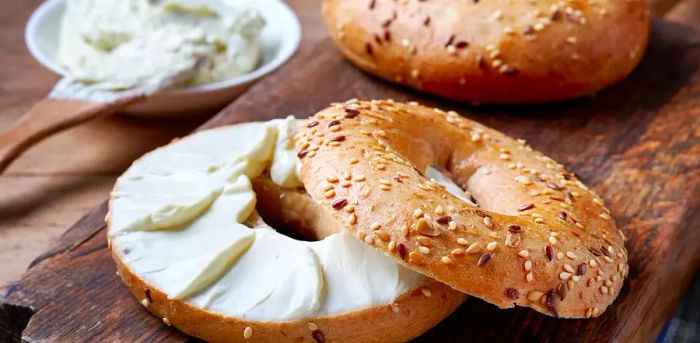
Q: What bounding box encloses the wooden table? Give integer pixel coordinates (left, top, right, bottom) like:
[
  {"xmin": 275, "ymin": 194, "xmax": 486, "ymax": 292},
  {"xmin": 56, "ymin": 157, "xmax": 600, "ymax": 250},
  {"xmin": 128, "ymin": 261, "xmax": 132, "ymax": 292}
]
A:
[{"xmin": 1, "ymin": 0, "xmax": 699, "ymax": 342}]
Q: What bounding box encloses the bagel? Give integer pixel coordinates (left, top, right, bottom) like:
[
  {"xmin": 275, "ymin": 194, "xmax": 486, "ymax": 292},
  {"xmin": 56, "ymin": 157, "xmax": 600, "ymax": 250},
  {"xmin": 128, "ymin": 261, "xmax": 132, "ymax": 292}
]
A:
[
  {"xmin": 107, "ymin": 118, "xmax": 466, "ymax": 342},
  {"xmin": 322, "ymin": 0, "xmax": 649, "ymax": 103},
  {"xmin": 296, "ymin": 99, "xmax": 628, "ymax": 318}
]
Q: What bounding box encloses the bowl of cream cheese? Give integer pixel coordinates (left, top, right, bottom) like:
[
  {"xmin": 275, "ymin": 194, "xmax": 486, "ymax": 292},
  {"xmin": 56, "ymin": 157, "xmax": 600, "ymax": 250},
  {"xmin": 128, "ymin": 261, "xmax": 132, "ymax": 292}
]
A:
[{"xmin": 25, "ymin": 0, "xmax": 301, "ymax": 117}]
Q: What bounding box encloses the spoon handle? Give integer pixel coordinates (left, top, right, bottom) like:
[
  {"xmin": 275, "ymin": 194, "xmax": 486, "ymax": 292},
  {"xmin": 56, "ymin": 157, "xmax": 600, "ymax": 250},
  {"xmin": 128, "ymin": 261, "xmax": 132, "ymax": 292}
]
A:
[{"xmin": 0, "ymin": 97, "xmax": 138, "ymax": 173}]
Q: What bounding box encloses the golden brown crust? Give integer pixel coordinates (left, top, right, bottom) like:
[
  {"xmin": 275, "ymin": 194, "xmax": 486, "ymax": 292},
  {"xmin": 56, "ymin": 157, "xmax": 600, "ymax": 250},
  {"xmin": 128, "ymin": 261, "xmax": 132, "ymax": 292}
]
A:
[
  {"xmin": 297, "ymin": 100, "xmax": 628, "ymax": 318},
  {"xmin": 110, "ymin": 230, "xmax": 466, "ymax": 343},
  {"xmin": 322, "ymin": 0, "xmax": 649, "ymax": 103}
]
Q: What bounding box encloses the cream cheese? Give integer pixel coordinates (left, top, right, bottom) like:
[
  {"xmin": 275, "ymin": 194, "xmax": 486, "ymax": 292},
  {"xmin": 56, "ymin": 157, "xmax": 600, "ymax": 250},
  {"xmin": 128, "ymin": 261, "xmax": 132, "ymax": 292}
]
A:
[
  {"xmin": 425, "ymin": 165, "xmax": 477, "ymax": 206},
  {"xmin": 109, "ymin": 118, "xmax": 423, "ymax": 321},
  {"xmin": 270, "ymin": 116, "xmax": 303, "ymax": 188},
  {"xmin": 56, "ymin": 0, "xmax": 264, "ymax": 100}
]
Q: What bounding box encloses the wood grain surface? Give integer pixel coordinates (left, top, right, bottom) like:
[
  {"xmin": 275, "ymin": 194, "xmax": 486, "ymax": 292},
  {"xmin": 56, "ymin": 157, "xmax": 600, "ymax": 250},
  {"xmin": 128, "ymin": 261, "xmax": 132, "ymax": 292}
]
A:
[
  {"xmin": 1, "ymin": 15, "xmax": 699, "ymax": 342},
  {"xmin": 0, "ymin": 16, "xmax": 700, "ymax": 342}
]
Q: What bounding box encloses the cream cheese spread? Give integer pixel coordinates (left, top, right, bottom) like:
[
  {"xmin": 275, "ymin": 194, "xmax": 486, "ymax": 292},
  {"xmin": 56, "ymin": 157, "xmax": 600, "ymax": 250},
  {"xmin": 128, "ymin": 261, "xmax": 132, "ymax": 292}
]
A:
[
  {"xmin": 425, "ymin": 166, "xmax": 477, "ymax": 206},
  {"xmin": 55, "ymin": 0, "xmax": 264, "ymax": 99},
  {"xmin": 109, "ymin": 118, "xmax": 423, "ymax": 321}
]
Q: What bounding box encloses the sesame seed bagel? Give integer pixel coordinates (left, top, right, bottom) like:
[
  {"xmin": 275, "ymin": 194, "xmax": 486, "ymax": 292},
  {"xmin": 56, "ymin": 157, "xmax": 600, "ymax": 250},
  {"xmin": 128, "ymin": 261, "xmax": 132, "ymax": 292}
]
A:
[
  {"xmin": 296, "ymin": 100, "xmax": 628, "ymax": 318},
  {"xmin": 322, "ymin": 0, "xmax": 649, "ymax": 103},
  {"xmin": 108, "ymin": 121, "xmax": 467, "ymax": 342}
]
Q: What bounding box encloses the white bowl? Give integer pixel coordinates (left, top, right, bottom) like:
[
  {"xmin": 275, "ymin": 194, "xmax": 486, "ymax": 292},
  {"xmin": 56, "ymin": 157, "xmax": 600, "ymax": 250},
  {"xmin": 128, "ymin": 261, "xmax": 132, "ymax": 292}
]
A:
[{"xmin": 25, "ymin": 0, "xmax": 301, "ymax": 117}]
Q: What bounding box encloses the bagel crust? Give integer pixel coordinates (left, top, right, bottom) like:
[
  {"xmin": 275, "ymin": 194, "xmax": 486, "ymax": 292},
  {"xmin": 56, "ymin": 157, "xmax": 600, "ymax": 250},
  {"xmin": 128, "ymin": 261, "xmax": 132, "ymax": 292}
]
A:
[
  {"xmin": 112, "ymin": 246, "xmax": 466, "ymax": 343},
  {"xmin": 297, "ymin": 100, "xmax": 628, "ymax": 318},
  {"xmin": 322, "ymin": 0, "xmax": 649, "ymax": 103}
]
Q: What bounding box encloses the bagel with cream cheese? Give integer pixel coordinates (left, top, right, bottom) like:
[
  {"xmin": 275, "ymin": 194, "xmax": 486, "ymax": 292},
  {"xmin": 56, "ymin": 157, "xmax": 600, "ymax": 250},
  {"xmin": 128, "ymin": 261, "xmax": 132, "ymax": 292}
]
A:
[
  {"xmin": 322, "ymin": 0, "xmax": 649, "ymax": 103},
  {"xmin": 297, "ymin": 99, "xmax": 627, "ymax": 318},
  {"xmin": 107, "ymin": 118, "xmax": 466, "ymax": 343}
]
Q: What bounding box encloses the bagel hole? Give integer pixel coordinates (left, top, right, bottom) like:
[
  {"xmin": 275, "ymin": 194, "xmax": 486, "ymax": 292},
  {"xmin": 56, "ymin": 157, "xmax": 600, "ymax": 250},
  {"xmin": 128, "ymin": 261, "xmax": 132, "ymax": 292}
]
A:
[
  {"xmin": 249, "ymin": 175, "xmax": 343, "ymax": 242},
  {"xmin": 426, "ymin": 164, "xmax": 479, "ymax": 207}
]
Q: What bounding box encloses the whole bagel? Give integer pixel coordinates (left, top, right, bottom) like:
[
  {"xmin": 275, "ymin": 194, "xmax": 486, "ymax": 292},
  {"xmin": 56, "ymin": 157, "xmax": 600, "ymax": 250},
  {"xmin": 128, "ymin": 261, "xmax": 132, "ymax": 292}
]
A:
[
  {"xmin": 322, "ymin": 0, "xmax": 649, "ymax": 103},
  {"xmin": 297, "ymin": 100, "xmax": 628, "ymax": 318},
  {"xmin": 108, "ymin": 122, "xmax": 466, "ymax": 342}
]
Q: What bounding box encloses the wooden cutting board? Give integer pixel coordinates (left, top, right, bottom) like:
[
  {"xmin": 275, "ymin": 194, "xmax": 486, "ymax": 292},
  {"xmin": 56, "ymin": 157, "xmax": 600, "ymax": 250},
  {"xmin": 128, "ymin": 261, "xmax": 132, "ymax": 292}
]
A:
[{"xmin": 1, "ymin": 19, "xmax": 699, "ymax": 343}]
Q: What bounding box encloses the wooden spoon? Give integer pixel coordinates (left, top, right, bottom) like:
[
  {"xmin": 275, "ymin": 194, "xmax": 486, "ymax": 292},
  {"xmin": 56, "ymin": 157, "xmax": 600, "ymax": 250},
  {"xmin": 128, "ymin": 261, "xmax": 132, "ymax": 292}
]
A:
[{"xmin": 0, "ymin": 60, "xmax": 203, "ymax": 173}]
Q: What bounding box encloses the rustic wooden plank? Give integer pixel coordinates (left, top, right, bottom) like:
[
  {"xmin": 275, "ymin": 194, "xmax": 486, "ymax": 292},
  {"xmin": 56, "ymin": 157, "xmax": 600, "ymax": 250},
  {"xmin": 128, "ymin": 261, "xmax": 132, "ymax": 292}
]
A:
[{"xmin": 2, "ymin": 19, "xmax": 699, "ymax": 343}]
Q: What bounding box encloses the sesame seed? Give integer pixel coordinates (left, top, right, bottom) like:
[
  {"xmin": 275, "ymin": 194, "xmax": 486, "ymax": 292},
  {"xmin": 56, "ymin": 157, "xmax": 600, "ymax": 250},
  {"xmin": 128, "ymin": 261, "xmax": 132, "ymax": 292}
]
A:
[
  {"xmin": 324, "ymin": 190, "xmax": 335, "ymax": 198},
  {"xmin": 448, "ymin": 221, "xmax": 457, "ymax": 230},
  {"xmin": 400, "ymin": 225, "xmax": 410, "ymax": 238},
  {"xmin": 376, "ymin": 230, "xmax": 390, "ymax": 242},
  {"xmin": 417, "ymin": 236, "xmax": 432, "ymax": 246},
  {"xmin": 163, "ymin": 317, "xmax": 171, "ymax": 326},
  {"xmin": 466, "ymin": 242, "xmax": 482, "ymax": 254},
  {"xmin": 348, "ymin": 213, "xmax": 357, "ymax": 224},
  {"xmin": 487, "ymin": 242, "xmax": 498, "ymax": 251},
  {"xmin": 441, "ymin": 256, "xmax": 454, "ymax": 264},
  {"xmin": 560, "ymin": 272, "xmax": 572, "ymax": 280},
  {"xmin": 557, "ymin": 252, "xmax": 564, "ymax": 260},
  {"xmin": 419, "ymin": 246, "xmax": 431, "ymax": 254},
  {"xmin": 527, "ymin": 291, "xmax": 543, "ymax": 302},
  {"xmin": 483, "ymin": 216, "xmax": 493, "ymax": 228},
  {"xmin": 549, "ymin": 236, "xmax": 557, "ymax": 245},
  {"xmin": 519, "ymin": 250, "xmax": 530, "ymax": 258},
  {"xmin": 515, "ymin": 175, "xmax": 533, "ymax": 185},
  {"xmin": 451, "ymin": 248, "xmax": 465, "ymax": 256},
  {"xmin": 388, "ymin": 240, "xmax": 397, "ymax": 252},
  {"xmin": 380, "ymin": 185, "xmax": 391, "ymax": 190},
  {"xmin": 526, "ymin": 272, "xmax": 534, "ymax": 282},
  {"xmin": 141, "ymin": 299, "xmax": 148, "ymax": 307},
  {"xmin": 600, "ymin": 286, "xmax": 608, "ymax": 294},
  {"xmin": 243, "ymin": 326, "xmax": 253, "ymax": 339},
  {"xmin": 408, "ymin": 251, "xmax": 422, "ymax": 263},
  {"xmin": 421, "ymin": 288, "xmax": 432, "ymax": 297},
  {"xmin": 370, "ymin": 222, "xmax": 381, "ymax": 230},
  {"xmin": 566, "ymin": 251, "xmax": 576, "ymax": 259},
  {"xmin": 563, "ymin": 264, "xmax": 575, "ymax": 273},
  {"xmin": 308, "ymin": 322, "xmax": 318, "ymax": 331},
  {"xmin": 524, "ymin": 260, "xmax": 532, "ymax": 271},
  {"xmin": 390, "ymin": 303, "xmax": 400, "ymax": 313}
]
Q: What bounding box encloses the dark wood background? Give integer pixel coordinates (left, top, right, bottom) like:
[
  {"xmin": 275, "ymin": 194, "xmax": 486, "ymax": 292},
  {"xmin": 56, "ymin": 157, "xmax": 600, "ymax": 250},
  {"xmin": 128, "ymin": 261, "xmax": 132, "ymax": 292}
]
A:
[{"xmin": 2, "ymin": 3, "xmax": 700, "ymax": 343}]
